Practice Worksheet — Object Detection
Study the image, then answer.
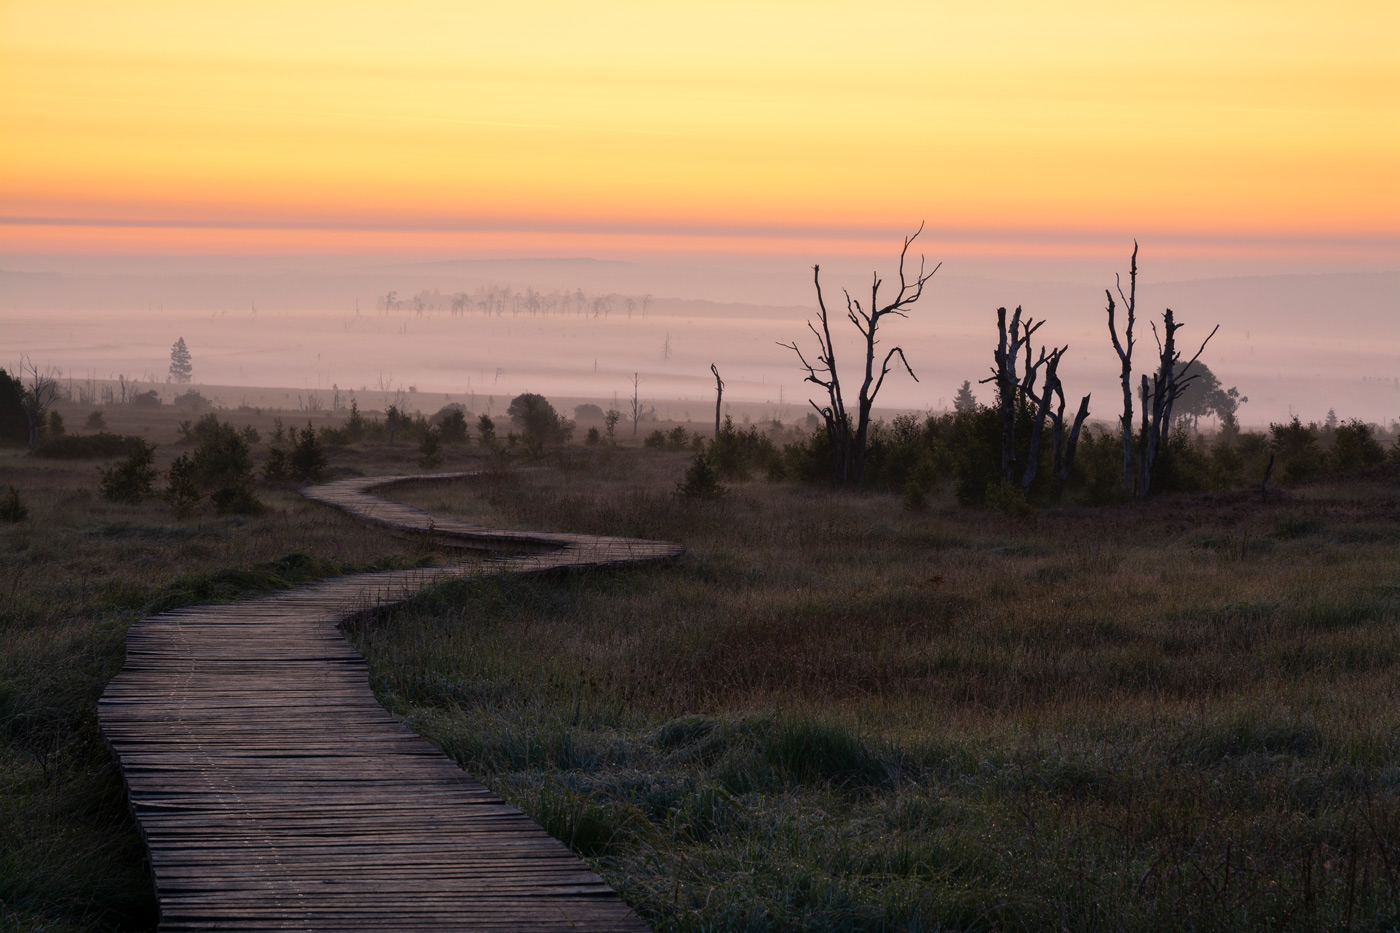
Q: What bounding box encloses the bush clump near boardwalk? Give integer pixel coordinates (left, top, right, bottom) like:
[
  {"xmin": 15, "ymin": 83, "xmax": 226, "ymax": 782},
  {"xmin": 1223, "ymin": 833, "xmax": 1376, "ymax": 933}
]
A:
[
  {"xmin": 99, "ymin": 438, "xmax": 159, "ymax": 504},
  {"xmin": 166, "ymin": 417, "xmax": 261, "ymax": 516}
]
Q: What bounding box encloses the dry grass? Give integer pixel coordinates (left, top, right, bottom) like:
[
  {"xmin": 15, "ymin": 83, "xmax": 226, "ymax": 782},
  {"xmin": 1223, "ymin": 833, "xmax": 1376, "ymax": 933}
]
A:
[
  {"xmin": 4, "ymin": 406, "xmax": 1398, "ymax": 931},
  {"xmin": 367, "ymin": 451, "xmax": 1400, "ymax": 931}
]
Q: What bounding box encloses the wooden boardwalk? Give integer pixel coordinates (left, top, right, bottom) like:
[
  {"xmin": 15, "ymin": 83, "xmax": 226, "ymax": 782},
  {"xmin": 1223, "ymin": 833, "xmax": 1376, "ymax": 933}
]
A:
[{"xmin": 100, "ymin": 472, "xmax": 682, "ymax": 932}]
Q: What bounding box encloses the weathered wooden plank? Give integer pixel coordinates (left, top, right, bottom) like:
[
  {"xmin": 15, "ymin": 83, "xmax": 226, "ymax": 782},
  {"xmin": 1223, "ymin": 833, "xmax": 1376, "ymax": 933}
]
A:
[{"xmin": 100, "ymin": 471, "xmax": 680, "ymax": 932}]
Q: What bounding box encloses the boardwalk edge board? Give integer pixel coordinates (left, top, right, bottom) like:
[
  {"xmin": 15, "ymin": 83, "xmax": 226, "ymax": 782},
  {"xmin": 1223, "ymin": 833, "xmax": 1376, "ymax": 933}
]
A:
[{"xmin": 100, "ymin": 470, "xmax": 682, "ymax": 931}]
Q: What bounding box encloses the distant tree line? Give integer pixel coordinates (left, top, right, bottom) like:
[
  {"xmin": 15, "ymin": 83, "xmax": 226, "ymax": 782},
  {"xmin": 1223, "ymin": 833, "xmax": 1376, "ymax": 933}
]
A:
[{"xmin": 378, "ymin": 286, "xmax": 653, "ymax": 320}]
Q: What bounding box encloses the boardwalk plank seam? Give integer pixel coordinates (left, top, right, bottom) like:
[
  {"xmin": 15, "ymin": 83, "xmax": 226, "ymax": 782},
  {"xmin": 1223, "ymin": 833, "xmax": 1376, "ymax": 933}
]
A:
[{"xmin": 101, "ymin": 471, "xmax": 682, "ymax": 932}]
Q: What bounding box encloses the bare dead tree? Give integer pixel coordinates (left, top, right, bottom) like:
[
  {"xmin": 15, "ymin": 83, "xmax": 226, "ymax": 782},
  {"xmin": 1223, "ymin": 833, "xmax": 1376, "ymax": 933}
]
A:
[
  {"xmin": 629, "ymin": 372, "xmax": 642, "ymax": 438},
  {"xmin": 18, "ymin": 356, "xmax": 60, "ymax": 448},
  {"xmin": 778, "ymin": 225, "xmax": 938, "ymax": 486},
  {"xmin": 1012, "ymin": 342, "xmax": 1091, "ymax": 499},
  {"xmin": 1105, "ymin": 243, "xmax": 1138, "ymax": 491},
  {"xmin": 1138, "ymin": 309, "xmax": 1219, "ymax": 496},
  {"xmin": 710, "ymin": 364, "xmax": 724, "ymax": 438},
  {"xmin": 1020, "ymin": 345, "xmax": 1064, "ymax": 496},
  {"xmin": 1049, "ymin": 377, "xmax": 1092, "ymax": 501},
  {"xmin": 980, "ymin": 306, "xmax": 1043, "ymax": 483}
]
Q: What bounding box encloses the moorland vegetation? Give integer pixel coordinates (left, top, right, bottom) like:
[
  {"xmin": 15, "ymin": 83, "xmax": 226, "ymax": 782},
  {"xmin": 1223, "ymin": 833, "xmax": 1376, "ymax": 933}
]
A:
[{"xmin": 1, "ymin": 377, "xmax": 1396, "ymax": 930}]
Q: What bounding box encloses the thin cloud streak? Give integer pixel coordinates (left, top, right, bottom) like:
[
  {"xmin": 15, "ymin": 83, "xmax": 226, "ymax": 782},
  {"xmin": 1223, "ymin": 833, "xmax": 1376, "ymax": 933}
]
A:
[{"xmin": 29, "ymin": 93, "xmax": 688, "ymax": 137}]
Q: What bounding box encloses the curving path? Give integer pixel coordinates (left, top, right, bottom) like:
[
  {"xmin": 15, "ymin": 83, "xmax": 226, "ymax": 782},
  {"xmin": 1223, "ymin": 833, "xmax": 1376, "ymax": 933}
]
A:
[{"xmin": 100, "ymin": 471, "xmax": 682, "ymax": 932}]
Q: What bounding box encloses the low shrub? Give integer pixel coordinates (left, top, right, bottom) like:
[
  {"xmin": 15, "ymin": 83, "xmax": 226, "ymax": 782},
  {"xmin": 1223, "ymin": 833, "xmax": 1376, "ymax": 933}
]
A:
[
  {"xmin": 1332, "ymin": 419, "xmax": 1386, "ymax": 471},
  {"xmin": 710, "ymin": 416, "xmax": 781, "ymax": 481},
  {"xmin": 432, "ymin": 404, "xmax": 470, "ymax": 444},
  {"xmin": 172, "ymin": 389, "xmax": 211, "ymax": 411},
  {"xmin": 0, "ymin": 484, "xmax": 26, "ymax": 521},
  {"xmin": 166, "ymin": 453, "xmax": 201, "ymax": 517},
  {"xmin": 99, "ymin": 438, "xmax": 159, "ymax": 503},
  {"xmin": 418, "ymin": 426, "xmax": 444, "ymax": 468},
  {"xmin": 264, "ymin": 422, "xmax": 330, "ymax": 483},
  {"xmin": 1271, "ymin": 417, "xmax": 1328, "ymax": 482},
  {"xmin": 34, "ymin": 432, "xmax": 140, "ymax": 460},
  {"xmin": 676, "ymin": 451, "xmax": 727, "ymax": 500},
  {"xmin": 165, "ymin": 418, "xmax": 261, "ymax": 515},
  {"xmin": 285, "ymin": 422, "xmax": 329, "ymax": 482}
]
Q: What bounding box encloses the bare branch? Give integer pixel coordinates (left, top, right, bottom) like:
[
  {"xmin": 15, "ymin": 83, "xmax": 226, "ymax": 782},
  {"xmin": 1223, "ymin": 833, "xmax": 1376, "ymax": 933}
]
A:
[{"xmin": 871, "ymin": 346, "xmax": 917, "ymax": 401}]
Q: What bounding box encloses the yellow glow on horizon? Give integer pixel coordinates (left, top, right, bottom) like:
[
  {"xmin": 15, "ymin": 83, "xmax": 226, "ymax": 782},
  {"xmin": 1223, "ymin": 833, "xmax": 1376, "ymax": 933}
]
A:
[{"xmin": 2, "ymin": 1, "xmax": 1396, "ymax": 255}]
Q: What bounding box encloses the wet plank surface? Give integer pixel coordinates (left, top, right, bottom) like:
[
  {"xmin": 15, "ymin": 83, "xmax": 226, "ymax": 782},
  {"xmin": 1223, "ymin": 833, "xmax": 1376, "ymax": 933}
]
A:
[{"xmin": 100, "ymin": 472, "xmax": 682, "ymax": 931}]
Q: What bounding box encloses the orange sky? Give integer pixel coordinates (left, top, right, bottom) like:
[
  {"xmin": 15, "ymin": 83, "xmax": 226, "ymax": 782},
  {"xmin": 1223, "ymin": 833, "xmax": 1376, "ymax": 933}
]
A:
[{"xmin": 1, "ymin": 1, "xmax": 1396, "ymax": 259}]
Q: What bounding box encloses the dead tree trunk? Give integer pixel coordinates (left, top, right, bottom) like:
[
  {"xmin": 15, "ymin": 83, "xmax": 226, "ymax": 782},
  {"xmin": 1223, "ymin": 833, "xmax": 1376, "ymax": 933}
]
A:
[
  {"xmin": 710, "ymin": 364, "xmax": 724, "ymax": 438},
  {"xmin": 1137, "ymin": 375, "xmax": 1150, "ymax": 493},
  {"xmin": 630, "ymin": 373, "xmax": 642, "ymax": 438},
  {"xmin": 780, "ymin": 226, "xmax": 937, "ymax": 487},
  {"xmin": 981, "ymin": 306, "xmax": 1042, "ymax": 483},
  {"xmin": 1105, "ymin": 243, "xmax": 1138, "ymax": 492},
  {"xmin": 1020, "ymin": 346, "xmax": 1063, "ymax": 497},
  {"xmin": 19, "ymin": 357, "xmax": 59, "ymax": 449},
  {"xmin": 1139, "ymin": 309, "xmax": 1219, "ymax": 497},
  {"xmin": 1051, "ymin": 386, "xmax": 1092, "ymax": 500}
]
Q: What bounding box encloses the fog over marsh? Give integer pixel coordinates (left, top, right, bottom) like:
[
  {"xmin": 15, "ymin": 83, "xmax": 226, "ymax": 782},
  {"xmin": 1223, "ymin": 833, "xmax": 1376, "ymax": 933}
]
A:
[{"xmin": 4, "ymin": 255, "xmax": 1397, "ymax": 427}]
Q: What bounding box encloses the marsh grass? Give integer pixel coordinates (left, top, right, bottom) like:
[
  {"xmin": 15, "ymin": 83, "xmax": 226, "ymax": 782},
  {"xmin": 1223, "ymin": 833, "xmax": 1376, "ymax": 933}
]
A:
[
  {"xmin": 6, "ymin": 404, "xmax": 1398, "ymax": 932},
  {"xmin": 362, "ymin": 453, "xmax": 1400, "ymax": 931},
  {"xmin": 0, "ymin": 435, "xmax": 451, "ymax": 931}
]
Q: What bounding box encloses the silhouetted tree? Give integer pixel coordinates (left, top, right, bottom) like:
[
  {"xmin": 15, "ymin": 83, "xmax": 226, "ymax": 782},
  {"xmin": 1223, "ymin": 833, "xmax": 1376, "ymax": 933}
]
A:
[
  {"xmin": 507, "ymin": 393, "xmax": 570, "ymax": 446},
  {"xmin": 1139, "ymin": 309, "xmax": 1218, "ymax": 496},
  {"xmin": 779, "ymin": 225, "xmax": 938, "ymax": 486},
  {"xmin": 710, "ymin": 364, "xmax": 724, "ymax": 437},
  {"xmin": 418, "ymin": 427, "xmax": 443, "ymax": 468},
  {"xmin": 953, "ymin": 380, "xmax": 977, "ymax": 414},
  {"xmin": 0, "ymin": 369, "xmax": 29, "ymax": 445},
  {"xmin": 629, "ymin": 373, "xmax": 642, "ymax": 438},
  {"xmin": 100, "ymin": 438, "xmax": 158, "ymax": 504},
  {"xmin": 1104, "ymin": 244, "xmax": 1138, "ymax": 491},
  {"xmin": 169, "ymin": 337, "xmax": 193, "ymax": 384},
  {"xmin": 1171, "ymin": 361, "xmax": 1246, "ymax": 432},
  {"xmin": 16, "ymin": 357, "xmax": 60, "ymax": 448},
  {"xmin": 980, "ymin": 306, "xmax": 1043, "ymax": 483}
]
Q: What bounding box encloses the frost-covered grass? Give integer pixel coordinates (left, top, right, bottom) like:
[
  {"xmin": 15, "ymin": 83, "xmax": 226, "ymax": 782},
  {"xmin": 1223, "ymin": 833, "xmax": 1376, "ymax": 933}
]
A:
[{"xmin": 367, "ymin": 456, "xmax": 1400, "ymax": 931}]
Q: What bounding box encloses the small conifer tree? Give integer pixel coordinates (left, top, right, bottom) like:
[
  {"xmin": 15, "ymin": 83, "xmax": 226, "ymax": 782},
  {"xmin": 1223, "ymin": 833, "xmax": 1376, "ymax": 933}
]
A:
[
  {"xmin": 953, "ymin": 380, "xmax": 978, "ymax": 413},
  {"xmin": 676, "ymin": 451, "xmax": 727, "ymax": 500},
  {"xmin": 169, "ymin": 337, "xmax": 193, "ymax": 384},
  {"xmin": 100, "ymin": 438, "xmax": 159, "ymax": 504},
  {"xmin": 418, "ymin": 426, "xmax": 444, "ymax": 468},
  {"xmin": 477, "ymin": 414, "xmax": 496, "ymax": 448}
]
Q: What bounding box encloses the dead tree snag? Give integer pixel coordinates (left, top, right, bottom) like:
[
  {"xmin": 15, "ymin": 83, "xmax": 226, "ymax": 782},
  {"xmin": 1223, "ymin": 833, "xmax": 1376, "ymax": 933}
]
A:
[
  {"xmin": 1105, "ymin": 243, "xmax": 1138, "ymax": 492},
  {"xmin": 779, "ymin": 225, "xmax": 938, "ymax": 487},
  {"xmin": 980, "ymin": 306, "xmax": 1043, "ymax": 483}
]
